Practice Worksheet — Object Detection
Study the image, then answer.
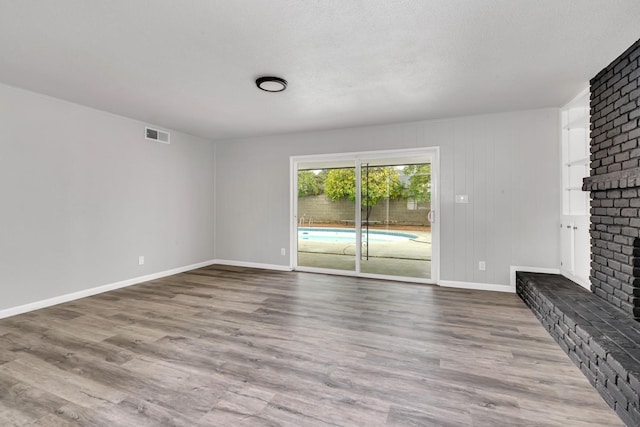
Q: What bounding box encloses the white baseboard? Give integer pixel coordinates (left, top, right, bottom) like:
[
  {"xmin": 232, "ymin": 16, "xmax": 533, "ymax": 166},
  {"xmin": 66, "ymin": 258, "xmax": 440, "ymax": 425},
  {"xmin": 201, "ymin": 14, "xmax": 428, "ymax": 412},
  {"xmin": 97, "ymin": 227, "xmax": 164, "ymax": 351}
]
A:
[
  {"xmin": 213, "ymin": 259, "xmax": 293, "ymax": 272},
  {"xmin": 0, "ymin": 259, "xmax": 216, "ymax": 320},
  {"xmin": 0, "ymin": 261, "xmax": 559, "ymax": 320},
  {"xmin": 509, "ymin": 265, "xmax": 560, "ymax": 289},
  {"xmin": 439, "ymin": 280, "xmax": 515, "ymax": 293}
]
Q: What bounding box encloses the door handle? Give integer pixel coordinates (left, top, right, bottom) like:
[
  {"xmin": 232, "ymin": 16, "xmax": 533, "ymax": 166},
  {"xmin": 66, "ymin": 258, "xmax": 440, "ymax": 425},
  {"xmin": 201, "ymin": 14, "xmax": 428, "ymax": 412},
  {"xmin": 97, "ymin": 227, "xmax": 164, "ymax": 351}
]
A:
[{"xmin": 428, "ymin": 210, "xmax": 435, "ymax": 223}]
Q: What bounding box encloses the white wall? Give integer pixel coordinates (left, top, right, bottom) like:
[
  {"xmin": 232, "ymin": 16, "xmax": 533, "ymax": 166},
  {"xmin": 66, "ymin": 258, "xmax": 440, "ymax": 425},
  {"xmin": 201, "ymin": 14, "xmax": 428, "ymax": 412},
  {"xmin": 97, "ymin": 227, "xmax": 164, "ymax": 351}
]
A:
[
  {"xmin": 0, "ymin": 83, "xmax": 216, "ymax": 312},
  {"xmin": 215, "ymin": 109, "xmax": 560, "ymax": 286},
  {"xmin": 0, "ymin": 81, "xmax": 560, "ymax": 312}
]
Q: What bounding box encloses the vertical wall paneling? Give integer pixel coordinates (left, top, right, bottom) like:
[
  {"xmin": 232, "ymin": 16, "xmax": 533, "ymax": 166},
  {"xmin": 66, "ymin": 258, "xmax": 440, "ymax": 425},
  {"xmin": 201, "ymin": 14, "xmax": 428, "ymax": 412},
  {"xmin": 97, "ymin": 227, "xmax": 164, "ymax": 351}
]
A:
[
  {"xmin": 215, "ymin": 109, "xmax": 560, "ymax": 288},
  {"xmin": 473, "ymin": 121, "xmax": 489, "ymax": 283}
]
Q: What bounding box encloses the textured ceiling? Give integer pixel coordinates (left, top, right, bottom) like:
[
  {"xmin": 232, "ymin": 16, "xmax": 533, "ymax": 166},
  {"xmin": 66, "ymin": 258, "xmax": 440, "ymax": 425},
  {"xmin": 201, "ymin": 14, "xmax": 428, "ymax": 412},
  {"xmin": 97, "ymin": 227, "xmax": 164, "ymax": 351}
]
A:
[{"xmin": 1, "ymin": 0, "xmax": 639, "ymax": 141}]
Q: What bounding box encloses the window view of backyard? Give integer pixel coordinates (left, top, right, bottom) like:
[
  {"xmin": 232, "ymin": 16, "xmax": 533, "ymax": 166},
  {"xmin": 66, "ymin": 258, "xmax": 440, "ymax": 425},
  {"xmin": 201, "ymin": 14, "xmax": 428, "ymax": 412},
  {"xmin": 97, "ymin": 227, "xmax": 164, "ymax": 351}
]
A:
[{"xmin": 297, "ymin": 162, "xmax": 432, "ymax": 279}]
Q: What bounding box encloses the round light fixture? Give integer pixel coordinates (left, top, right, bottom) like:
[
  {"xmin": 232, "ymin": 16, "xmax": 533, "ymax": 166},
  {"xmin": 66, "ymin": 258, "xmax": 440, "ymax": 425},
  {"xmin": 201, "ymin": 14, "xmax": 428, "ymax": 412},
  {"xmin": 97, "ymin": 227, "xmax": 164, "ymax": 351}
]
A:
[{"xmin": 256, "ymin": 76, "xmax": 287, "ymax": 92}]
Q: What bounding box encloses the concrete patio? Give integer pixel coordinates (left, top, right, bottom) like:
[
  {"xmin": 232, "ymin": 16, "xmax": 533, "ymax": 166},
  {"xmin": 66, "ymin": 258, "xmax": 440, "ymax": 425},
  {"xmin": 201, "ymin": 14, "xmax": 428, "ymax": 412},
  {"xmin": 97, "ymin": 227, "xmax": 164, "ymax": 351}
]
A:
[{"xmin": 297, "ymin": 228, "xmax": 432, "ymax": 279}]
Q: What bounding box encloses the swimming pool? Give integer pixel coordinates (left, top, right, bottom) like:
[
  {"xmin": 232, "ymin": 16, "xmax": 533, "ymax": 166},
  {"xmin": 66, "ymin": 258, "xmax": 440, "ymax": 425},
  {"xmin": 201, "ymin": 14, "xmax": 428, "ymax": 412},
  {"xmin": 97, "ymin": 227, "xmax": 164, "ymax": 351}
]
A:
[{"xmin": 298, "ymin": 228, "xmax": 417, "ymax": 243}]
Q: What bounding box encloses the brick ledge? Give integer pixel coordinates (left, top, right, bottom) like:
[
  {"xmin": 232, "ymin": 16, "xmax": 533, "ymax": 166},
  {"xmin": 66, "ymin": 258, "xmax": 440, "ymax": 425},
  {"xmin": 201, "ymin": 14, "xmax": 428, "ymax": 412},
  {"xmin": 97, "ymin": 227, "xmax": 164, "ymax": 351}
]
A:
[{"xmin": 583, "ymin": 167, "xmax": 640, "ymax": 191}]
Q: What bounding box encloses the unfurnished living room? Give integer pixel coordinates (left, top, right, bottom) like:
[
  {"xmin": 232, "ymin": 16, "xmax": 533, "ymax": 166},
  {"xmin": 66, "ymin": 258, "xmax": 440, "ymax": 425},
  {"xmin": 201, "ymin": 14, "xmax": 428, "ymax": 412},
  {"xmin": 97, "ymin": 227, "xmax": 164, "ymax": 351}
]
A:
[{"xmin": 2, "ymin": 1, "xmax": 640, "ymax": 426}]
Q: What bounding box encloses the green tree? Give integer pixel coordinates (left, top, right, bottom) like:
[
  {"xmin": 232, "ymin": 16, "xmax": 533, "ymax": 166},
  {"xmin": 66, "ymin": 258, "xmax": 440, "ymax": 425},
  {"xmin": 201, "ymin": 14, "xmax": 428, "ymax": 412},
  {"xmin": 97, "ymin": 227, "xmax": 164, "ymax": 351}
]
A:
[
  {"xmin": 324, "ymin": 168, "xmax": 356, "ymax": 201},
  {"xmin": 403, "ymin": 164, "xmax": 431, "ymax": 202},
  {"xmin": 324, "ymin": 167, "xmax": 402, "ymax": 212},
  {"xmin": 297, "ymin": 170, "xmax": 324, "ymax": 197},
  {"xmin": 361, "ymin": 166, "xmax": 403, "ymax": 208}
]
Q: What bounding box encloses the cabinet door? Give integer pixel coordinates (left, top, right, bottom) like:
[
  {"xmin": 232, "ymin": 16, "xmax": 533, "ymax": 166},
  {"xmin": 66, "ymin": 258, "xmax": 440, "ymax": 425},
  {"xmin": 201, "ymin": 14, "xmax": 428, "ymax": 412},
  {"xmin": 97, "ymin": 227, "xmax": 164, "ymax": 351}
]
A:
[
  {"xmin": 560, "ymin": 221, "xmax": 575, "ymax": 276},
  {"xmin": 573, "ymin": 216, "xmax": 591, "ymax": 288}
]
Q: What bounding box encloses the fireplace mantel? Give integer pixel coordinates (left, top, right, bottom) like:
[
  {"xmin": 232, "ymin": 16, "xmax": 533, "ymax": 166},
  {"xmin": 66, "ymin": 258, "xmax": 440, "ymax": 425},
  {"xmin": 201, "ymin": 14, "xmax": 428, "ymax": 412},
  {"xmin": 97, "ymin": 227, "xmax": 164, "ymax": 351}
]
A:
[{"xmin": 583, "ymin": 166, "xmax": 640, "ymax": 191}]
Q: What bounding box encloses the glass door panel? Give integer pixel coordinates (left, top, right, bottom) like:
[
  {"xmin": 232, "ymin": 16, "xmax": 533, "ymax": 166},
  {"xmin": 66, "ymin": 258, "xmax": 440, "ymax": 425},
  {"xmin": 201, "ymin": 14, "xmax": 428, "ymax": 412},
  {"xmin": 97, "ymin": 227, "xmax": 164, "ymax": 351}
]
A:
[
  {"xmin": 297, "ymin": 162, "xmax": 357, "ymax": 272},
  {"xmin": 293, "ymin": 149, "xmax": 438, "ymax": 283},
  {"xmin": 359, "ymin": 160, "xmax": 432, "ymax": 279}
]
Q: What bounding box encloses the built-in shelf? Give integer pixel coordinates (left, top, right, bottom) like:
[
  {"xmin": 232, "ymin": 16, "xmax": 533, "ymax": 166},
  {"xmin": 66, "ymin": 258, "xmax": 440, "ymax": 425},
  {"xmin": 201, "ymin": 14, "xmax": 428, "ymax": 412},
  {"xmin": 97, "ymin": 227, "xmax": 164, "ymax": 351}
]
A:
[
  {"xmin": 562, "ymin": 88, "xmax": 590, "ymax": 216},
  {"xmin": 563, "ymin": 114, "xmax": 589, "ymax": 130},
  {"xmin": 565, "ymin": 158, "xmax": 589, "ymax": 167},
  {"xmin": 560, "ymin": 88, "xmax": 590, "ymax": 288}
]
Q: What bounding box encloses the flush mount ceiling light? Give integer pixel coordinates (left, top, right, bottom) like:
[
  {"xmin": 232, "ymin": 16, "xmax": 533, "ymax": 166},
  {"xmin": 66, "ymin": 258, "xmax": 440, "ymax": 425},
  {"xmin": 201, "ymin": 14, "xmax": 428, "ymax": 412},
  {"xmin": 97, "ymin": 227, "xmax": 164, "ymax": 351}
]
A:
[{"xmin": 256, "ymin": 76, "xmax": 287, "ymax": 92}]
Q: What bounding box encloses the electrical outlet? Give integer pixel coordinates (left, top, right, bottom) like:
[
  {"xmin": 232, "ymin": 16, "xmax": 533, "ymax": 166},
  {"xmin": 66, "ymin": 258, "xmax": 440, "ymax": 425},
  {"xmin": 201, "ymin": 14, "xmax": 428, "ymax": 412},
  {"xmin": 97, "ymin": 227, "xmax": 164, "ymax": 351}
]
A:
[
  {"xmin": 139, "ymin": 256, "xmax": 145, "ymax": 265},
  {"xmin": 479, "ymin": 261, "xmax": 486, "ymax": 271},
  {"xmin": 281, "ymin": 248, "xmax": 286, "ymax": 256}
]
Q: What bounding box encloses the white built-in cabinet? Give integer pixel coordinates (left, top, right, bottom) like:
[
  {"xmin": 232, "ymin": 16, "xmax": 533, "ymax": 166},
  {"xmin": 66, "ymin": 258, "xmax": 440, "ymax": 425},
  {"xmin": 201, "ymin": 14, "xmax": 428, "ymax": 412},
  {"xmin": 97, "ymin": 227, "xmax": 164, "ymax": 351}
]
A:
[{"xmin": 560, "ymin": 88, "xmax": 591, "ymax": 289}]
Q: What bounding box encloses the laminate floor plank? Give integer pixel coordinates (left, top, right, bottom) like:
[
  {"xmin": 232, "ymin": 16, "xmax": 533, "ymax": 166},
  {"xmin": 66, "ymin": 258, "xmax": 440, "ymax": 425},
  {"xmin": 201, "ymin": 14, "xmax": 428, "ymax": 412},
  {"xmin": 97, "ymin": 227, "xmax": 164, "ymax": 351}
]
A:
[
  {"xmin": 0, "ymin": 355, "xmax": 126, "ymax": 410},
  {"xmin": 0, "ymin": 266, "xmax": 624, "ymax": 426},
  {"xmin": 0, "ymin": 381, "xmax": 68, "ymax": 424}
]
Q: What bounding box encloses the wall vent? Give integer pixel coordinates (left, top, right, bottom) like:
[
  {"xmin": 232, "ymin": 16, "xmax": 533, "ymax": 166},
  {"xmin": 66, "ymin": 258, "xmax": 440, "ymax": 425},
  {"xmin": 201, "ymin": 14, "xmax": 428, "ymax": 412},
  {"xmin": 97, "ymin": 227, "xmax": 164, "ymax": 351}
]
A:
[{"xmin": 145, "ymin": 127, "xmax": 170, "ymax": 144}]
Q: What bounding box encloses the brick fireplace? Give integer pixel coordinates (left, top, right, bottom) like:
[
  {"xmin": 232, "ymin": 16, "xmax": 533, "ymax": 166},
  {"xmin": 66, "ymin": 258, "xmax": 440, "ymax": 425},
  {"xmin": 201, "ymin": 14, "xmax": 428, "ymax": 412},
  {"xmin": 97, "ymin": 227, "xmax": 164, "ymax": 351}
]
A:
[
  {"xmin": 583, "ymin": 38, "xmax": 640, "ymax": 319},
  {"xmin": 517, "ymin": 38, "xmax": 640, "ymax": 427}
]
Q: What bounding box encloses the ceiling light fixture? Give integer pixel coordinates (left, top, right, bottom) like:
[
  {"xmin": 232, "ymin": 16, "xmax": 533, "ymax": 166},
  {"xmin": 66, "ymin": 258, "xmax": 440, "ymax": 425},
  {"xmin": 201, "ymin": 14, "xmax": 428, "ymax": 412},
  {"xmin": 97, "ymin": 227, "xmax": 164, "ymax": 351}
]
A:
[{"xmin": 256, "ymin": 76, "xmax": 287, "ymax": 92}]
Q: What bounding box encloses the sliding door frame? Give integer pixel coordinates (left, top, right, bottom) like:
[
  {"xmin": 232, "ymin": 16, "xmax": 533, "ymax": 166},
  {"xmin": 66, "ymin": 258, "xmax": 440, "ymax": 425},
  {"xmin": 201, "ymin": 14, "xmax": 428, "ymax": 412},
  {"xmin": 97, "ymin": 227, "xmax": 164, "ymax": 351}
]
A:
[{"xmin": 290, "ymin": 147, "xmax": 440, "ymax": 284}]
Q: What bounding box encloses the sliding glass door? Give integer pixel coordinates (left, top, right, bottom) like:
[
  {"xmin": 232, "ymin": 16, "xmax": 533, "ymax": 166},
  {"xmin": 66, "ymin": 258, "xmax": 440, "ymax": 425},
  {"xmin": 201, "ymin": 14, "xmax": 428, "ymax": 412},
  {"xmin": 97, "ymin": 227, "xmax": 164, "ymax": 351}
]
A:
[
  {"xmin": 296, "ymin": 162, "xmax": 356, "ymax": 272},
  {"xmin": 359, "ymin": 159, "xmax": 432, "ymax": 279},
  {"xmin": 292, "ymin": 148, "xmax": 438, "ymax": 283}
]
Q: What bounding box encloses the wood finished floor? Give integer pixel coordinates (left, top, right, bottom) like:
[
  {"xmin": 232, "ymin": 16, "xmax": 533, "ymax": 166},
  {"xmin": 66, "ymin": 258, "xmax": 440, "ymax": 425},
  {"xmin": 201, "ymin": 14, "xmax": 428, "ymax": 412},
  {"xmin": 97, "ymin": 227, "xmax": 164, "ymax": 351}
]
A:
[{"xmin": 0, "ymin": 265, "xmax": 623, "ymax": 426}]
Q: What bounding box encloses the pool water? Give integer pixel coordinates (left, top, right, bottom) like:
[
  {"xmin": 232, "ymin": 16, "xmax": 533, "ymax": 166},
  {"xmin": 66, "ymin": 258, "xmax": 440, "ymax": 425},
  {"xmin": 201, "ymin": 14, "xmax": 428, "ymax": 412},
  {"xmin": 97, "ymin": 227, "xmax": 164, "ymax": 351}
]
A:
[{"xmin": 298, "ymin": 228, "xmax": 417, "ymax": 243}]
